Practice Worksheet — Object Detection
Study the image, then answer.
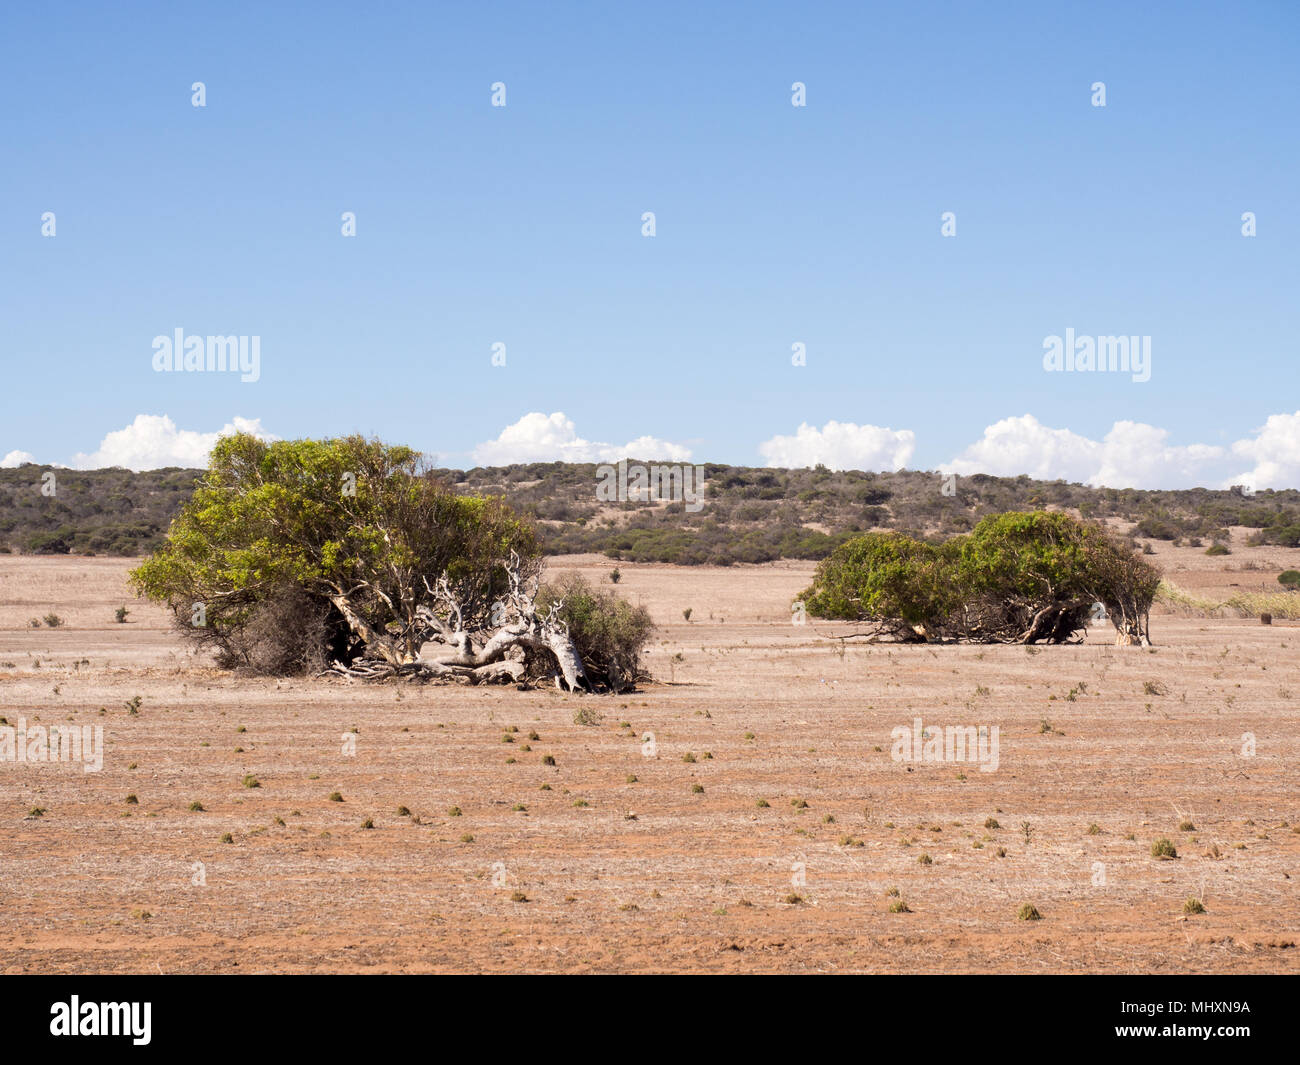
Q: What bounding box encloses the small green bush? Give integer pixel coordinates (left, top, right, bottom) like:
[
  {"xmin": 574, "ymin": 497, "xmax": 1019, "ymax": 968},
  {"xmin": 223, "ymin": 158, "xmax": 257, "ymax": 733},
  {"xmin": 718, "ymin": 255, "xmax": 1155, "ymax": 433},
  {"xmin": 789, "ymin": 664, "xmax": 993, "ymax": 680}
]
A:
[
  {"xmin": 799, "ymin": 512, "xmax": 1159, "ymax": 644},
  {"xmin": 537, "ymin": 573, "xmax": 656, "ymax": 690},
  {"xmin": 1151, "ymin": 837, "xmax": 1178, "ymax": 859}
]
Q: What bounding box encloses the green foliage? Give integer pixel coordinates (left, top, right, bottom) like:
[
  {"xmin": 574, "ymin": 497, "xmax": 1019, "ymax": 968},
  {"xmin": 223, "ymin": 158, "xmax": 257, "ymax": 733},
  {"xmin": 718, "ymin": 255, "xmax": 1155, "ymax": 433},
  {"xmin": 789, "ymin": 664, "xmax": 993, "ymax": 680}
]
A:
[
  {"xmin": 800, "ymin": 532, "xmax": 958, "ymax": 639},
  {"xmin": 799, "ymin": 511, "xmax": 1160, "ymax": 643},
  {"xmin": 131, "ymin": 434, "xmax": 537, "ymax": 672},
  {"xmin": 1279, "ymin": 570, "xmax": 1300, "ymax": 589},
  {"xmin": 1258, "ymin": 524, "xmax": 1300, "ymax": 548},
  {"xmin": 1134, "ymin": 516, "xmax": 1178, "ymax": 540},
  {"xmin": 26, "ymin": 531, "xmax": 71, "ymax": 554},
  {"xmin": 537, "ymin": 573, "xmax": 655, "ymax": 690},
  {"xmin": 8, "ymin": 458, "xmax": 1300, "ymax": 567}
]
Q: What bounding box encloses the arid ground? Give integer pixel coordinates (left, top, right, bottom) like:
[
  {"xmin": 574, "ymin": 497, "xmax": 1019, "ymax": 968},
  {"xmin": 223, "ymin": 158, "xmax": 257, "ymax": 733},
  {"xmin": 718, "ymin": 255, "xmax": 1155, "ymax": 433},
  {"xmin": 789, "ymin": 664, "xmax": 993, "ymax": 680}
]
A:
[{"xmin": 1, "ymin": 538, "xmax": 1298, "ymax": 973}]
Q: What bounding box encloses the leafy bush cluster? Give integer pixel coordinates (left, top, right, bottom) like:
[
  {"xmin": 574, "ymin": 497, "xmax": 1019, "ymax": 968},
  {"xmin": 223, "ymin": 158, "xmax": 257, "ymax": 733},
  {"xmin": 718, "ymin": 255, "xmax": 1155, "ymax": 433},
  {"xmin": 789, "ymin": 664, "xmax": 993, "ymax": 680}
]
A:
[
  {"xmin": 800, "ymin": 511, "xmax": 1161, "ymax": 644},
  {"xmin": 129, "ymin": 435, "xmax": 656, "ymax": 683},
  {"xmin": 537, "ymin": 573, "xmax": 655, "ymax": 691},
  {"xmin": 131, "ymin": 435, "xmax": 538, "ymax": 673}
]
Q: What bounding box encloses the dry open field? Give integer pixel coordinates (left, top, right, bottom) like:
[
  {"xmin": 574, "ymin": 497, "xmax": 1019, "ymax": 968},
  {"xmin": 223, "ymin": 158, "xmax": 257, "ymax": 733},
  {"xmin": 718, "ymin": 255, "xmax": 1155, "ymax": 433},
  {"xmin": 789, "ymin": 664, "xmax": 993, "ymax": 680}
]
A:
[{"xmin": 1, "ymin": 538, "xmax": 1298, "ymax": 974}]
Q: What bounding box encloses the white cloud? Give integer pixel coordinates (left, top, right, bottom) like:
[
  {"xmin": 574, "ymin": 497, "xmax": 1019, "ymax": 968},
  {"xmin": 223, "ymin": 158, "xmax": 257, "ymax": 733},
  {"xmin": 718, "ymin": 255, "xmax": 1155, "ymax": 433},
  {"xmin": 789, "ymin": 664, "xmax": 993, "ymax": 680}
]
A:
[
  {"xmin": 472, "ymin": 412, "xmax": 692, "ymax": 466},
  {"xmin": 758, "ymin": 420, "xmax": 915, "ymax": 471},
  {"xmin": 1229, "ymin": 411, "xmax": 1300, "ymax": 491},
  {"xmin": 1, "ymin": 450, "xmax": 36, "ymax": 468},
  {"xmin": 70, "ymin": 414, "xmax": 278, "ymax": 471},
  {"xmin": 1091, "ymin": 422, "xmax": 1226, "ymax": 490},
  {"xmin": 943, "ymin": 414, "xmax": 1232, "ymax": 489}
]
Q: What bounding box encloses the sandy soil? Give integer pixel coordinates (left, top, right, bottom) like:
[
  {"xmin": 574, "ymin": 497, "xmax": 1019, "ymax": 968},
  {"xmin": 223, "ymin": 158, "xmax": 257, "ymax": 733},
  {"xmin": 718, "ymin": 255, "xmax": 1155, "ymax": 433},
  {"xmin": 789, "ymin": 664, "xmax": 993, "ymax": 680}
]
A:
[{"xmin": 1, "ymin": 538, "xmax": 1298, "ymax": 973}]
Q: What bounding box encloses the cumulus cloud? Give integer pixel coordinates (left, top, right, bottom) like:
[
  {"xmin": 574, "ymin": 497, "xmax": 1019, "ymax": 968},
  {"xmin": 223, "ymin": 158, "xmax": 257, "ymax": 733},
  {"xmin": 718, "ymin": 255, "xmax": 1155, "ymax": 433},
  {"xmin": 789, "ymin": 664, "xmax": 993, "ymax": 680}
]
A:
[
  {"xmin": 943, "ymin": 414, "xmax": 1233, "ymax": 490},
  {"xmin": 472, "ymin": 412, "xmax": 692, "ymax": 466},
  {"xmin": 759, "ymin": 412, "xmax": 1300, "ymax": 490},
  {"xmin": 1, "ymin": 450, "xmax": 37, "ymax": 468},
  {"xmin": 758, "ymin": 420, "xmax": 916, "ymax": 471},
  {"xmin": 1229, "ymin": 411, "xmax": 1300, "ymax": 491},
  {"xmin": 70, "ymin": 414, "xmax": 278, "ymax": 471}
]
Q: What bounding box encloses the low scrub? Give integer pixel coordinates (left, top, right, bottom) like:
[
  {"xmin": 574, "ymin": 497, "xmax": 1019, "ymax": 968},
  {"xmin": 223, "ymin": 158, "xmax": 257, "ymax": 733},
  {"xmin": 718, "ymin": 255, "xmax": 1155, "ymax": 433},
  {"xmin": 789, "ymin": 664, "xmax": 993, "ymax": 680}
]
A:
[
  {"xmin": 1156, "ymin": 580, "xmax": 1300, "ymax": 621},
  {"xmin": 537, "ymin": 573, "xmax": 656, "ymax": 691},
  {"xmin": 799, "ymin": 511, "xmax": 1159, "ymax": 644}
]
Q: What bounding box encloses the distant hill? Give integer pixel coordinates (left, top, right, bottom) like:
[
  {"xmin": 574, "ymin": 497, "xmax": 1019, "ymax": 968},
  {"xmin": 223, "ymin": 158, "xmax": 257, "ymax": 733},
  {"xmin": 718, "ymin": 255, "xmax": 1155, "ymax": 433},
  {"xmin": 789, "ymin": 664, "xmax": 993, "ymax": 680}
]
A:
[
  {"xmin": 0, "ymin": 466, "xmax": 202, "ymax": 557},
  {"xmin": 3, "ymin": 461, "xmax": 1299, "ymax": 564}
]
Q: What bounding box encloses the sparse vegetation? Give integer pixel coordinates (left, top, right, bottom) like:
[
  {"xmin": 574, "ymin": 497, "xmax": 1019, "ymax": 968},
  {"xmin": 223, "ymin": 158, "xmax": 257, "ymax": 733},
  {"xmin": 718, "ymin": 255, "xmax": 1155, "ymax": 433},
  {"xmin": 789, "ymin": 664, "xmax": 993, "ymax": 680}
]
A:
[
  {"xmin": 8, "ymin": 462, "xmax": 1300, "ymax": 568},
  {"xmin": 1151, "ymin": 838, "xmax": 1178, "ymax": 859}
]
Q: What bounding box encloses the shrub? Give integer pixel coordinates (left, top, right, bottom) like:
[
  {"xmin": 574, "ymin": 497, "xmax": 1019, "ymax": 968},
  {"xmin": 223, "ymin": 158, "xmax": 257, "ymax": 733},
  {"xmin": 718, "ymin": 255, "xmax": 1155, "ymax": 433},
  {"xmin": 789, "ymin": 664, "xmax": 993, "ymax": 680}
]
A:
[
  {"xmin": 1151, "ymin": 837, "xmax": 1178, "ymax": 859},
  {"xmin": 1205, "ymin": 543, "xmax": 1230, "ymax": 556},
  {"xmin": 537, "ymin": 573, "xmax": 655, "ymax": 690},
  {"xmin": 800, "ymin": 512, "xmax": 1159, "ymax": 644},
  {"xmin": 212, "ymin": 584, "xmax": 339, "ymax": 675},
  {"xmin": 799, "ymin": 531, "xmax": 956, "ymax": 641},
  {"xmin": 1279, "ymin": 570, "xmax": 1300, "ymax": 590},
  {"xmin": 26, "ymin": 532, "xmax": 71, "ymax": 555},
  {"xmin": 1134, "ymin": 517, "xmax": 1178, "ymax": 540},
  {"xmin": 131, "ymin": 433, "xmax": 538, "ymax": 676},
  {"xmin": 1262, "ymin": 525, "xmax": 1300, "ymax": 548}
]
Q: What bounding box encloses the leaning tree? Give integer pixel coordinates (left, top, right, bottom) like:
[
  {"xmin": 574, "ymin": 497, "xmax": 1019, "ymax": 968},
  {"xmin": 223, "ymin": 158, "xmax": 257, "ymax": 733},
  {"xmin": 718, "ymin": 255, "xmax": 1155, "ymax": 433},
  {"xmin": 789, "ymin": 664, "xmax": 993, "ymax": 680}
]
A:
[
  {"xmin": 799, "ymin": 510, "xmax": 1160, "ymax": 645},
  {"xmin": 953, "ymin": 511, "xmax": 1160, "ymax": 645},
  {"xmin": 130, "ymin": 433, "xmax": 608, "ymax": 688}
]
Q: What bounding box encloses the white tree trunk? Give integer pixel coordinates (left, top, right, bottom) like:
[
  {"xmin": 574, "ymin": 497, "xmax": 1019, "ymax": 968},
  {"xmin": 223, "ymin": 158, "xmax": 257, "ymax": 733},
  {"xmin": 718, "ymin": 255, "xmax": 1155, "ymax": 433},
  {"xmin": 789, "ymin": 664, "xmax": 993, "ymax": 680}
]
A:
[{"xmin": 327, "ymin": 555, "xmax": 593, "ymax": 689}]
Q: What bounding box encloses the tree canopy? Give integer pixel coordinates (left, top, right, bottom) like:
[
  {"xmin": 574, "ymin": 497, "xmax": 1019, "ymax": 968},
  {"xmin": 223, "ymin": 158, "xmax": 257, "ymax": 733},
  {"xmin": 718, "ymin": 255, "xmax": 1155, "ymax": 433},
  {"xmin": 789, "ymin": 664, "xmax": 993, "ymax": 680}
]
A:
[
  {"xmin": 131, "ymin": 434, "xmax": 538, "ymax": 672},
  {"xmin": 799, "ymin": 511, "xmax": 1160, "ymax": 644}
]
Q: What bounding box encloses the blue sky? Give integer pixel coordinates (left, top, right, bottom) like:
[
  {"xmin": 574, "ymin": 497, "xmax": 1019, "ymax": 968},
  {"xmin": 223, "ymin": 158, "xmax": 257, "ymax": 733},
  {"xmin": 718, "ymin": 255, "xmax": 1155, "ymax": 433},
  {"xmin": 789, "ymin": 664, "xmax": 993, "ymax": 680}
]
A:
[{"xmin": 2, "ymin": 0, "xmax": 1298, "ymax": 487}]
